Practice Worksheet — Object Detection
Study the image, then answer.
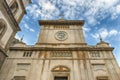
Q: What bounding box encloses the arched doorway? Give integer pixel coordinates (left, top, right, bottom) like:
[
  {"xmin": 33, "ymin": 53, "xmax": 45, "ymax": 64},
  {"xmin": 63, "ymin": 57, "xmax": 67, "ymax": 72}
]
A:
[{"xmin": 51, "ymin": 66, "xmax": 70, "ymax": 80}]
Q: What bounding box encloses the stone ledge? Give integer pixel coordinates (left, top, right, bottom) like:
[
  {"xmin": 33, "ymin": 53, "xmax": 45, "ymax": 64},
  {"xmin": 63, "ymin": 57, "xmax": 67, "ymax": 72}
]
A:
[
  {"xmin": 9, "ymin": 47, "xmax": 114, "ymax": 51},
  {"xmin": 39, "ymin": 20, "xmax": 85, "ymax": 25}
]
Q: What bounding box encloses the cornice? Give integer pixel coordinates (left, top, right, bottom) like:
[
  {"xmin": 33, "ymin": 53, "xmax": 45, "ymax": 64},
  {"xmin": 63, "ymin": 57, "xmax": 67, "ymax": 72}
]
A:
[
  {"xmin": 39, "ymin": 20, "xmax": 85, "ymax": 26},
  {"xmin": 36, "ymin": 43, "xmax": 87, "ymax": 45},
  {"xmin": 9, "ymin": 47, "xmax": 114, "ymax": 51},
  {"xmin": 7, "ymin": 57, "xmax": 115, "ymax": 60}
]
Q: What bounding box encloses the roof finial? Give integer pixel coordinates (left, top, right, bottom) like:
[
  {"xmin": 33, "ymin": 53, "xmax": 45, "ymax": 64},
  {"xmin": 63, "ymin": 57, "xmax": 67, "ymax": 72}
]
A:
[
  {"xmin": 59, "ymin": 14, "xmax": 64, "ymax": 18},
  {"xmin": 99, "ymin": 34, "xmax": 103, "ymax": 42},
  {"xmin": 58, "ymin": 13, "xmax": 64, "ymax": 20},
  {"xmin": 20, "ymin": 35, "xmax": 24, "ymax": 42}
]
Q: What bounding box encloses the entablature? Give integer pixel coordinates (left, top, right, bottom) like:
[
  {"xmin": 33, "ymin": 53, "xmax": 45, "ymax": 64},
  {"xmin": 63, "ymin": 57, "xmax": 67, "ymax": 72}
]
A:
[
  {"xmin": 9, "ymin": 47, "xmax": 114, "ymax": 51},
  {"xmin": 39, "ymin": 20, "xmax": 84, "ymax": 26}
]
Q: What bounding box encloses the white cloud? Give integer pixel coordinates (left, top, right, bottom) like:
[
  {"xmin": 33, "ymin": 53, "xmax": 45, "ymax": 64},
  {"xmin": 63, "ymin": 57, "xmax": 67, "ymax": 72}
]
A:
[
  {"xmin": 91, "ymin": 28, "xmax": 119, "ymax": 39},
  {"xmin": 110, "ymin": 4, "xmax": 120, "ymax": 19},
  {"xmin": 86, "ymin": 16, "xmax": 98, "ymax": 26},
  {"xmin": 25, "ymin": 0, "xmax": 120, "ymax": 23},
  {"xmin": 83, "ymin": 27, "xmax": 90, "ymax": 32},
  {"xmin": 111, "ymin": 12, "xmax": 118, "ymax": 20},
  {"xmin": 91, "ymin": 33, "xmax": 99, "ymax": 39},
  {"xmin": 24, "ymin": 24, "xmax": 29, "ymax": 29},
  {"xmin": 23, "ymin": 23, "xmax": 35, "ymax": 32},
  {"xmin": 30, "ymin": 28, "xmax": 35, "ymax": 32},
  {"xmin": 15, "ymin": 34, "xmax": 20, "ymax": 40},
  {"xmin": 116, "ymin": 5, "xmax": 120, "ymax": 13},
  {"xmin": 91, "ymin": 28, "xmax": 108, "ymax": 39},
  {"xmin": 26, "ymin": 4, "xmax": 41, "ymax": 19},
  {"xmin": 26, "ymin": 0, "xmax": 61, "ymax": 20},
  {"xmin": 26, "ymin": 4, "xmax": 38, "ymax": 14},
  {"xmin": 40, "ymin": 1, "xmax": 56, "ymax": 10},
  {"xmin": 109, "ymin": 29, "xmax": 118, "ymax": 36},
  {"xmin": 99, "ymin": 28, "xmax": 109, "ymax": 39}
]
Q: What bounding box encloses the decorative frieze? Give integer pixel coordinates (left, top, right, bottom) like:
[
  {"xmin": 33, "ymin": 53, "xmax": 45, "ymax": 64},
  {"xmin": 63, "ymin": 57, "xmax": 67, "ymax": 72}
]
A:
[
  {"xmin": 50, "ymin": 51, "xmax": 72, "ymax": 57},
  {"xmin": 92, "ymin": 64, "xmax": 106, "ymax": 71},
  {"xmin": 54, "ymin": 26, "xmax": 69, "ymax": 29},
  {"xmin": 90, "ymin": 51, "xmax": 100, "ymax": 57}
]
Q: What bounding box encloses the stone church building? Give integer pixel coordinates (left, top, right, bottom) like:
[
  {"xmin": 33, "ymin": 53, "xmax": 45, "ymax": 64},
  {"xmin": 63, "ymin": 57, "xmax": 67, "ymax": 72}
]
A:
[{"xmin": 0, "ymin": 0, "xmax": 120, "ymax": 80}]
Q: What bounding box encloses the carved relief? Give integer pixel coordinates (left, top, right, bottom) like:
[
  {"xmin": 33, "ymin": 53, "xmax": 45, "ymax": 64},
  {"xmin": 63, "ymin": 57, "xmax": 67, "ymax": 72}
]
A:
[
  {"xmin": 52, "ymin": 66, "xmax": 70, "ymax": 80},
  {"xmin": 54, "ymin": 25, "xmax": 69, "ymax": 29},
  {"xmin": 92, "ymin": 64, "xmax": 106, "ymax": 71},
  {"xmin": 50, "ymin": 51, "xmax": 72, "ymax": 57},
  {"xmin": 90, "ymin": 51, "xmax": 100, "ymax": 57},
  {"xmin": 52, "ymin": 66, "xmax": 70, "ymax": 72}
]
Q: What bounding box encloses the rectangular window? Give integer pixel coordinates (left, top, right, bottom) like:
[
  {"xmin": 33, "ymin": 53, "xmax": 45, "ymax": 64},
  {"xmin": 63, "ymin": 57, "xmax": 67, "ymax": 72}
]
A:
[
  {"xmin": 97, "ymin": 76, "xmax": 109, "ymax": 80},
  {"xmin": 23, "ymin": 51, "xmax": 32, "ymax": 57},
  {"xmin": 54, "ymin": 76, "xmax": 68, "ymax": 80},
  {"xmin": 13, "ymin": 76, "xmax": 26, "ymax": 80}
]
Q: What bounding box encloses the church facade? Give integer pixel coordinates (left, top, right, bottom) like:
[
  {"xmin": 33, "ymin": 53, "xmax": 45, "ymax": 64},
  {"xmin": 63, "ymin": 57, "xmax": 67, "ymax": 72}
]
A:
[{"xmin": 0, "ymin": 19, "xmax": 120, "ymax": 80}]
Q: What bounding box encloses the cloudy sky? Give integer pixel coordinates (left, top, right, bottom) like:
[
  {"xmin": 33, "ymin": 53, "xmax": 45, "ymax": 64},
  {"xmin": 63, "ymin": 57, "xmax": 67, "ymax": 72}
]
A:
[{"xmin": 15, "ymin": 0, "xmax": 120, "ymax": 66}]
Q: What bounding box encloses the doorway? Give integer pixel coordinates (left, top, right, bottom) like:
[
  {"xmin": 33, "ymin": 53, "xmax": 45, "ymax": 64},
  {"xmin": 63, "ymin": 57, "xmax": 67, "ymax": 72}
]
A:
[{"xmin": 54, "ymin": 76, "xmax": 68, "ymax": 80}]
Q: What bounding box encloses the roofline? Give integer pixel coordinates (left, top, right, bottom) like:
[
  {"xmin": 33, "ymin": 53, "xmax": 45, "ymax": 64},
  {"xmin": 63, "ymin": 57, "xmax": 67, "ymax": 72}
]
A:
[
  {"xmin": 9, "ymin": 47, "xmax": 114, "ymax": 51},
  {"xmin": 39, "ymin": 20, "xmax": 85, "ymax": 26}
]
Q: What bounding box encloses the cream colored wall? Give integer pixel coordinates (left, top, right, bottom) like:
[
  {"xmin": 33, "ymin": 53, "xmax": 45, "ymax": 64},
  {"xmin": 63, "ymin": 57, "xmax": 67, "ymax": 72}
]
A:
[
  {"xmin": 0, "ymin": 50, "xmax": 120, "ymax": 80},
  {"xmin": 37, "ymin": 25, "xmax": 86, "ymax": 44},
  {"xmin": 0, "ymin": 11, "xmax": 13, "ymax": 49}
]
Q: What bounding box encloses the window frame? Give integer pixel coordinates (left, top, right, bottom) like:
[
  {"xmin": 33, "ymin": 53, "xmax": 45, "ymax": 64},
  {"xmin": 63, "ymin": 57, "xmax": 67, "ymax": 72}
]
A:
[
  {"xmin": 96, "ymin": 76, "xmax": 109, "ymax": 80},
  {"xmin": 9, "ymin": 1, "xmax": 18, "ymax": 15},
  {"xmin": 0, "ymin": 19, "xmax": 7, "ymax": 40}
]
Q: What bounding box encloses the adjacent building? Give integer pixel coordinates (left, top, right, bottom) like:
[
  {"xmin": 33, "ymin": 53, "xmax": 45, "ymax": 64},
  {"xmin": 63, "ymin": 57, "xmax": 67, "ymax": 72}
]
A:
[{"xmin": 0, "ymin": 0, "xmax": 31, "ymax": 69}]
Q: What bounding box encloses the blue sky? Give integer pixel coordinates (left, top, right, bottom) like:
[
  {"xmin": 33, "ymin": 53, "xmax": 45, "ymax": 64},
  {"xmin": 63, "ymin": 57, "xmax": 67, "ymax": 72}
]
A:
[{"xmin": 15, "ymin": 0, "xmax": 120, "ymax": 66}]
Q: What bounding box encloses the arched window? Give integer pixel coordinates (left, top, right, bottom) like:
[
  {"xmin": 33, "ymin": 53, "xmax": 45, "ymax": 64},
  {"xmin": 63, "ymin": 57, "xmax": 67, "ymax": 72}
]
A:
[
  {"xmin": 10, "ymin": 1, "xmax": 18, "ymax": 15},
  {"xmin": 0, "ymin": 19, "xmax": 6, "ymax": 39},
  {"xmin": 52, "ymin": 66, "xmax": 70, "ymax": 80}
]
